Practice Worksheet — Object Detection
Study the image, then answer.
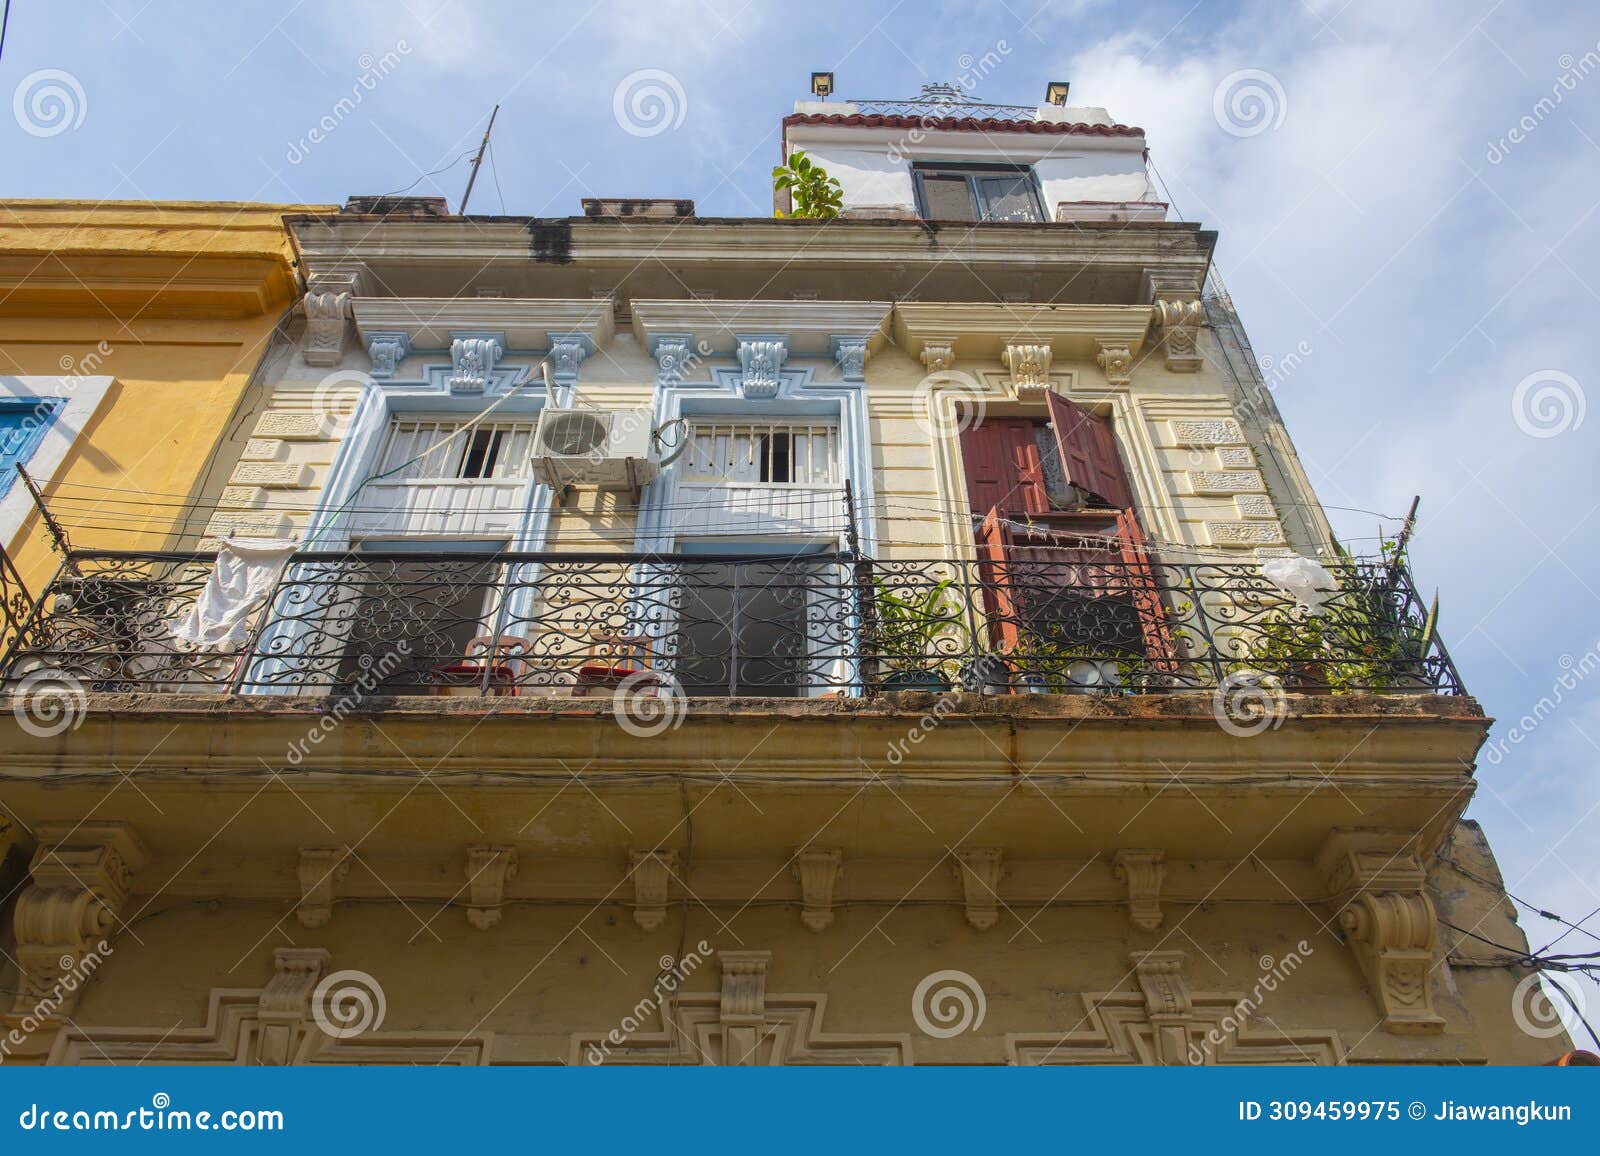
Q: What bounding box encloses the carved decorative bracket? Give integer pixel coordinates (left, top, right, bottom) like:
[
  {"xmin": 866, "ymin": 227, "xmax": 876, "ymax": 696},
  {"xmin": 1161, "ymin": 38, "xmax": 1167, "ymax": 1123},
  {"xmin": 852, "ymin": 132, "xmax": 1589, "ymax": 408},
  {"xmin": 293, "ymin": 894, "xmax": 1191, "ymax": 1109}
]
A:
[
  {"xmin": 1154, "ymin": 299, "xmax": 1204, "ymax": 372},
  {"xmin": 302, "ymin": 274, "xmax": 356, "ymax": 367},
  {"xmin": 257, "ymin": 947, "xmax": 332, "ymax": 1065},
  {"xmin": 547, "ymin": 332, "xmax": 594, "ymax": 380},
  {"xmin": 448, "ymin": 332, "xmax": 506, "ymax": 394},
  {"xmin": 829, "ymin": 335, "xmax": 869, "ymax": 381},
  {"xmin": 920, "ymin": 338, "xmax": 956, "ymax": 373},
  {"xmin": 953, "ymin": 848, "xmax": 1005, "ymax": 931},
  {"xmin": 1094, "ymin": 339, "xmax": 1134, "ymax": 385},
  {"xmin": 736, "ymin": 336, "xmax": 788, "ymax": 399},
  {"xmin": 651, "ymin": 334, "xmax": 696, "ymax": 383},
  {"xmin": 569, "ymin": 947, "xmax": 911, "ymax": 1065},
  {"xmin": 8, "ymin": 823, "xmax": 145, "ymax": 1029},
  {"xmin": 1002, "ymin": 343, "xmax": 1054, "ymax": 401},
  {"xmin": 296, "ymin": 845, "xmax": 351, "ymax": 929},
  {"xmin": 718, "ymin": 949, "xmax": 771, "ymax": 1063},
  {"xmin": 1007, "ymin": 949, "xmax": 1346, "ymax": 1065},
  {"xmin": 1317, "ymin": 831, "xmax": 1444, "ymax": 1035},
  {"xmin": 629, "ymin": 850, "xmax": 679, "ymax": 931},
  {"xmin": 365, "ymin": 331, "xmax": 411, "ymax": 378},
  {"xmin": 793, "ymin": 847, "xmax": 843, "ymax": 932},
  {"xmin": 1112, "ymin": 849, "xmax": 1166, "ymax": 930},
  {"xmin": 465, "ymin": 845, "xmax": 519, "ymax": 930}
]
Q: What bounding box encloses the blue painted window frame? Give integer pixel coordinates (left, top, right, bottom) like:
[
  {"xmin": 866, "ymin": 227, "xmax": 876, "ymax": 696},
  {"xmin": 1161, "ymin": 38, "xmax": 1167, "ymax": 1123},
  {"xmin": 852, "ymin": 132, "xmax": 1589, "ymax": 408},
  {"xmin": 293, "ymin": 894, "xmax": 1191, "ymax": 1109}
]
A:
[{"xmin": 0, "ymin": 396, "xmax": 67, "ymax": 499}]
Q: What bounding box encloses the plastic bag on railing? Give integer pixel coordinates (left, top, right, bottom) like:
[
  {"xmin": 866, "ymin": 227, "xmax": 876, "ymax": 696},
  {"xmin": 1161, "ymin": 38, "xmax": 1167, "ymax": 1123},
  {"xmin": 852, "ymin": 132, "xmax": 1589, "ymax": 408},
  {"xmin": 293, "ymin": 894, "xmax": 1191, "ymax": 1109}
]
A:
[
  {"xmin": 169, "ymin": 537, "xmax": 298, "ymax": 651},
  {"xmin": 1259, "ymin": 555, "xmax": 1337, "ymax": 615}
]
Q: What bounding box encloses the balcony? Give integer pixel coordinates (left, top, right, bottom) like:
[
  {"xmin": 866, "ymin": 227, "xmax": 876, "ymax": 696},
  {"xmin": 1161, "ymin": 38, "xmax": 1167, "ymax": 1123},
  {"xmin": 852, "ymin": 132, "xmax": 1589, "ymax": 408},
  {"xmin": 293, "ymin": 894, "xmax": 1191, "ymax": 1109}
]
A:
[{"xmin": 0, "ymin": 547, "xmax": 1465, "ymax": 700}]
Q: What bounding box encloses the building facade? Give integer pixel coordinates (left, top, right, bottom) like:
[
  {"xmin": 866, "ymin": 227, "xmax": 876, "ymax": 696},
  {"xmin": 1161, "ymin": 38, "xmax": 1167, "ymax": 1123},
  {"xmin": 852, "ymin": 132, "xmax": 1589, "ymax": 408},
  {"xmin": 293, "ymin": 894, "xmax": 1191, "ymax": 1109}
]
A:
[{"xmin": 0, "ymin": 90, "xmax": 1568, "ymax": 1065}]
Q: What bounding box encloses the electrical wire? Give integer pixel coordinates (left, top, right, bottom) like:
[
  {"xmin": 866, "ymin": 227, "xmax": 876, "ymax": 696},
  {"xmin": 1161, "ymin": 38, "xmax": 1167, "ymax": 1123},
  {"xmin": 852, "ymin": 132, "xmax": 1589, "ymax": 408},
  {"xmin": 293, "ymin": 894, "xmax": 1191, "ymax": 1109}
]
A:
[
  {"xmin": 1438, "ymin": 917, "xmax": 1600, "ymax": 1049},
  {"xmin": 0, "ymin": 0, "xmax": 12, "ymax": 64},
  {"xmin": 373, "ymin": 149, "xmax": 478, "ymax": 202},
  {"xmin": 1446, "ymin": 856, "xmax": 1600, "ymax": 948},
  {"xmin": 486, "ymin": 138, "xmax": 506, "ymax": 214},
  {"xmin": 34, "ymin": 486, "xmax": 1407, "ymax": 563}
]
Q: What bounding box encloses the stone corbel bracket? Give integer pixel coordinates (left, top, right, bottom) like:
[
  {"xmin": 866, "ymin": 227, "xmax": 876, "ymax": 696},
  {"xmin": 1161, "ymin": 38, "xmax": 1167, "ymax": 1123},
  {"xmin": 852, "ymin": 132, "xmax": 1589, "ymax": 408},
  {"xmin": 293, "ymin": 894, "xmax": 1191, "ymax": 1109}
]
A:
[
  {"xmin": 1317, "ymin": 831, "xmax": 1445, "ymax": 1035},
  {"xmin": 1139, "ymin": 269, "xmax": 1204, "ymax": 373},
  {"xmin": 1002, "ymin": 342, "xmax": 1054, "ymax": 402},
  {"xmin": 1153, "ymin": 300, "xmax": 1204, "ymax": 372},
  {"xmin": 546, "ymin": 331, "xmax": 595, "ymax": 381},
  {"xmin": 736, "ymin": 335, "xmax": 789, "ymax": 399},
  {"xmin": 466, "ymin": 845, "xmax": 519, "ymax": 930},
  {"xmin": 920, "ymin": 338, "xmax": 956, "ymax": 373},
  {"xmin": 1131, "ymin": 949, "xmax": 1196, "ymax": 1064},
  {"xmin": 629, "ymin": 850, "xmax": 679, "ymax": 931},
  {"xmin": 8, "ymin": 822, "xmax": 146, "ymax": 1027},
  {"xmin": 1094, "ymin": 339, "xmax": 1134, "ymax": 385},
  {"xmin": 448, "ymin": 331, "xmax": 507, "ymax": 394},
  {"xmin": 829, "ymin": 335, "xmax": 870, "ymax": 381},
  {"xmin": 793, "ymin": 847, "xmax": 843, "ymax": 932},
  {"xmin": 953, "ymin": 848, "xmax": 1005, "ymax": 931},
  {"xmin": 1112, "ymin": 849, "xmax": 1166, "ymax": 930},
  {"xmin": 302, "ymin": 272, "xmax": 358, "ymax": 367},
  {"xmin": 257, "ymin": 947, "xmax": 332, "ymax": 1065},
  {"xmin": 365, "ymin": 330, "xmax": 411, "ymax": 378},
  {"xmin": 651, "ymin": 333, "xmax": 697, "ymax": 383},
  {"xmin": 296, "ymin": 845, "xmax": 352, "ymax": 929}
]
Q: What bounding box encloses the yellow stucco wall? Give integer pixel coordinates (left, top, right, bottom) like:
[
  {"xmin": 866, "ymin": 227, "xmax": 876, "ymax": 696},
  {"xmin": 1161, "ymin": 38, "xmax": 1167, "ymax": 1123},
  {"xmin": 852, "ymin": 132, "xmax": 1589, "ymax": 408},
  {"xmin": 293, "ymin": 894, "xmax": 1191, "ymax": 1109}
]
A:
[{"xmin": 0, "ymin": 201, "xmax": 334, "ymax": 590}]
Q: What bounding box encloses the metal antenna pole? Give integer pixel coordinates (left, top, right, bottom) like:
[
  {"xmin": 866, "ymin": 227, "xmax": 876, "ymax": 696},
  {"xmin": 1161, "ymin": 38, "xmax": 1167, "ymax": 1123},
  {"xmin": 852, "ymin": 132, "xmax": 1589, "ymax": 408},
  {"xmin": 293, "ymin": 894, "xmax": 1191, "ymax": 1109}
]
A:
[
  {"xmin": 459, "ymin": 104, "xmax": 501, "ymax": 215},
  {"xmin": 16, "ymin": 464, "xmax": 77, "ymax": 573}
]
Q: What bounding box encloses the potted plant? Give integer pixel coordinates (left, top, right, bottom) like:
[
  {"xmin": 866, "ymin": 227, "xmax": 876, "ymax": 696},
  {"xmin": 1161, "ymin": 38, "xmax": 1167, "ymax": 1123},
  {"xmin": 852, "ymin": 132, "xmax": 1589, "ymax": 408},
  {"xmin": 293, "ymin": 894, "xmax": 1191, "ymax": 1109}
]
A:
[
  {"xmin": 870, "ymin": 575, "xmax": 965, "ymax": 692},
  {"xmin": 1009, "ymin": 634, "xmax": 1138, "ymax": 694},
  {"xmin": 772, "ymin": 151, "xmax": 844, "ymax": 219},
  {"xmin": 1239, "ymin": 541, "xmax": 1440, "ymax": 693}
]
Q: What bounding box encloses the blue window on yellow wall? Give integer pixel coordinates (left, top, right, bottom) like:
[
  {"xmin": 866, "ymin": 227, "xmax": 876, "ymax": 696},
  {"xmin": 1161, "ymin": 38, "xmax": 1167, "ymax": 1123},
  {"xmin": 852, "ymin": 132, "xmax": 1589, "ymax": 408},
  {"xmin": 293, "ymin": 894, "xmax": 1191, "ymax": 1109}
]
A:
[{"xmin": 0, "ymin": 396, "xmax": 66, "ymax": 499}]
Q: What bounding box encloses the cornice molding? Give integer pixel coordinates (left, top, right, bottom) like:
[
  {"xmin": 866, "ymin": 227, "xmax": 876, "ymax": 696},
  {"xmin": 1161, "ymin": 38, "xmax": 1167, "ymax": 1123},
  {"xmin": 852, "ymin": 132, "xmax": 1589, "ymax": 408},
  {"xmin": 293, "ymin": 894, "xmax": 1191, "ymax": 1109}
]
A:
[
  {"xmin": 630, "ymin": 299, "xmax": 892, "ymax": 358},
  {"xmin": 291, "ymin": 219, "xmax": 1214, "ymax": 275},
  {"xmin": 893, "ymin": 301, "xmax": 1154, "ymax": 362},
  {"xmin": 350, "ymin": 297, "xmax": 614, "ymax": 351}
]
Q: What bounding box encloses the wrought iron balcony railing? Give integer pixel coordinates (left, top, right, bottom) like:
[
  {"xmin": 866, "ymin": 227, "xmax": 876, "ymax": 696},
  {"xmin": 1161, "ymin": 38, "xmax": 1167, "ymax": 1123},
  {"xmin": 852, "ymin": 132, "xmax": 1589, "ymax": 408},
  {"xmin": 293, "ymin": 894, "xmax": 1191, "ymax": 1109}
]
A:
[
  {"xmin": 0, "ymin": 546, "xmax": 1465, "ymax": 700},
  {"xmin": 845, "ymin": 84, "xmax": 1043, "ymax": 123}
]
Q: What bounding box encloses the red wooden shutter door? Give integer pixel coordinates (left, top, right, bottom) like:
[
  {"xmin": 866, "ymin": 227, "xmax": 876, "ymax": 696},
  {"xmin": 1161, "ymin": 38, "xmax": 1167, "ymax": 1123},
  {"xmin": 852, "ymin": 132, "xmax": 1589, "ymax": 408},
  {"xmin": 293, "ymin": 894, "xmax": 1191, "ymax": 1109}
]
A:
[
  {"xmin": 973, "ymin": 507, "xmax": 1020, "ymax": 654},
  {"xmin": 1045, "ymin": 391, "xmax": 1134, "ymax": 512},
  {"xmin": 1114, "ymin": 509, "xmax": 1178, "ymax": 671},
  {"xmin": 960, "ymin": 419, "xmax": 1052, "ymax": 516}
]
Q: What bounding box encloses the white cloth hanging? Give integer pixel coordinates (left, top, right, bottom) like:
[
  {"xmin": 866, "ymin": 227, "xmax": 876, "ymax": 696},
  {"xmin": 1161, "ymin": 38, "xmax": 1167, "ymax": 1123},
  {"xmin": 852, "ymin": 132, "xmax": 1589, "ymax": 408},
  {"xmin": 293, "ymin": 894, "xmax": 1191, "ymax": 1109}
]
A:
[
  {"xmin": 1260, "ymin": 555, "xmax": 1338, "ymax": 614},
  {"xmin": 169, "ymin": 537, "xmax": 298, "ymax": 650}
]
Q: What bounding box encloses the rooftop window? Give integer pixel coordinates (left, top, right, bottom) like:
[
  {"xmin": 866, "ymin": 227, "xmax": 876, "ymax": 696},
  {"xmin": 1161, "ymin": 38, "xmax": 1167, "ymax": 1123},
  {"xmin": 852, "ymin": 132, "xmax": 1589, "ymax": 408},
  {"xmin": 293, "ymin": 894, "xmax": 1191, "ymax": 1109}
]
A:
[{"xmin": 911, "ymin": 163, "xmax": 1045, "ymax": 223}]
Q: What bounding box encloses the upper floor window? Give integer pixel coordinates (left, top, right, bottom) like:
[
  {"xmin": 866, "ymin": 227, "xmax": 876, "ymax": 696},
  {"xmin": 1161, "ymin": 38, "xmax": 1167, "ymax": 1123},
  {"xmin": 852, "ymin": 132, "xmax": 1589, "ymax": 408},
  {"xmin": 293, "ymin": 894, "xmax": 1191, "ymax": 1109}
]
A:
[
  {"xmin": 0, "ymin": 396, "xmax": 65, "ymax": 498},
  {"xmin": 912, "ymin": 163, "xmax": 1045, "ymax": 223},
  {"xmin": 684, "ymin": 421, "xmax": 838, "ymax": 485},
  {"xmin": 373, "ymin": 417, "xmax": 534, "ymax": 482}
]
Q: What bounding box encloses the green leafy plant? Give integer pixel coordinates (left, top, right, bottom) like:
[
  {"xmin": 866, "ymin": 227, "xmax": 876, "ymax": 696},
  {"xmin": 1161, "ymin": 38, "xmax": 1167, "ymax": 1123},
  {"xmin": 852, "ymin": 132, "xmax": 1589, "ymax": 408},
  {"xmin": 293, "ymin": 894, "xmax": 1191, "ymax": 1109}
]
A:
[
  {"xmin": 870, "ymin": 575, "xmax": 965, "ymax": 679},
  {"xmin": 772, "ymin": 151, "xmax": 844, "ymax": 220},
  {"xmin": 1239, "ymin": 541, "xmax": 1439, "ymax": 693}
]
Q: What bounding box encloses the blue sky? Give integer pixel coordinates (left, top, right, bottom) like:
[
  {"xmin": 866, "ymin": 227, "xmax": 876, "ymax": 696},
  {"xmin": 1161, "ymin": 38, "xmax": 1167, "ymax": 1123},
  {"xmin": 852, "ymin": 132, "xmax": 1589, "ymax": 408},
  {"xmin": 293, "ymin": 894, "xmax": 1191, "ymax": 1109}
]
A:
[{"xmin": 6, "ymin": 1, "xmax": 1600, "ymax": 970}]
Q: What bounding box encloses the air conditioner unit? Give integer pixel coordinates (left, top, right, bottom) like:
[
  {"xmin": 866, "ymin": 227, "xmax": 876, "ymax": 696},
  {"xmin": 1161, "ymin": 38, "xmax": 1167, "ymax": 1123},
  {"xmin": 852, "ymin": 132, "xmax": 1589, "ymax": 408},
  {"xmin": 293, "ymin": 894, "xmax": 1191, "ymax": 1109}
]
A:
[{"xmin": 530, "ymin": 408, "xmax": 660, "ymax": 490}]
